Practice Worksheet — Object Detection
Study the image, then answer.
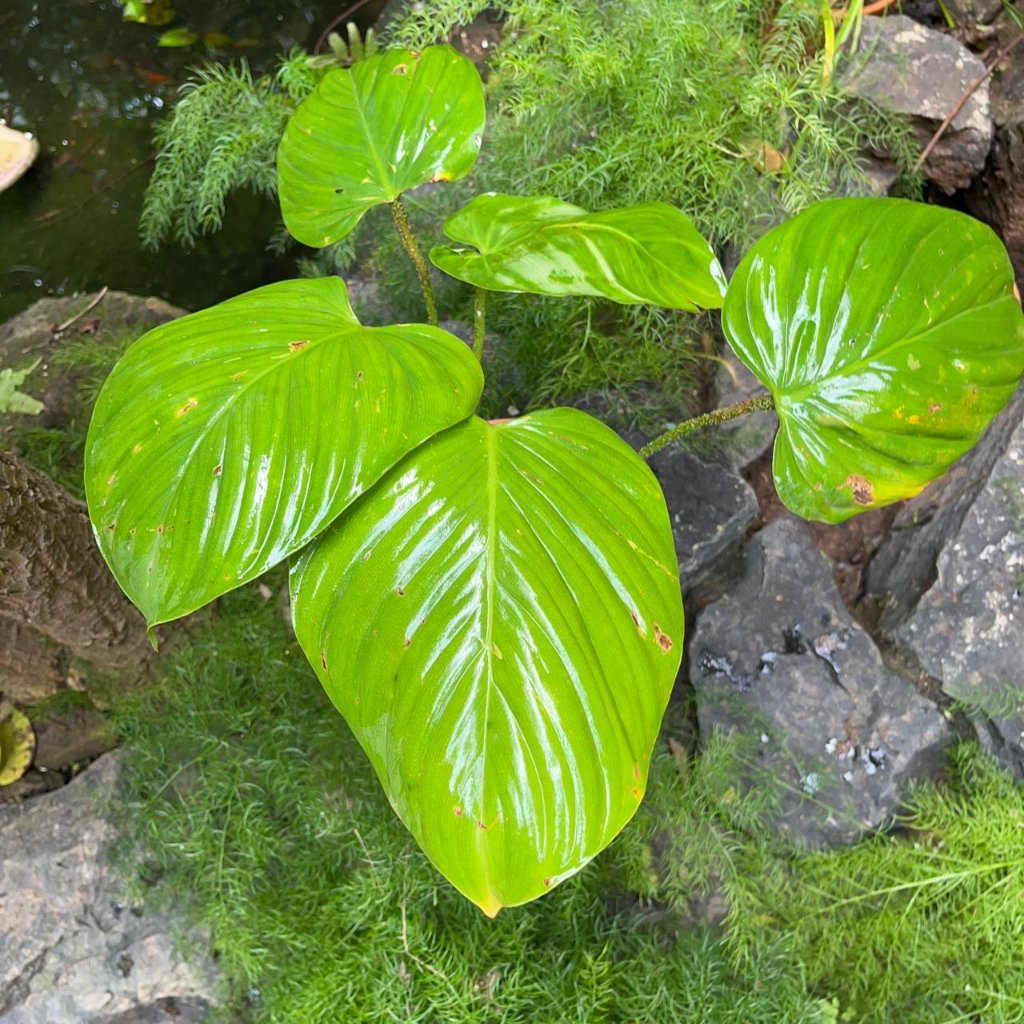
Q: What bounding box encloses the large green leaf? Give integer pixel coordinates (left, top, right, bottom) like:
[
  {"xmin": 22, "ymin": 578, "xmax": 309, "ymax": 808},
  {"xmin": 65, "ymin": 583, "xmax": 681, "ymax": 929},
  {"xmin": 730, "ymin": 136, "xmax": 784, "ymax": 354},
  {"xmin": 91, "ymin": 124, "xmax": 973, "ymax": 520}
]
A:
[
  {"xmin": 85, "ymin": 278, "xmax": 483, "ymax": 626},
  {"xmin": 290, "ymin": 409, "xmax": 683, "ymax": 914},
  {"xmin": 723, "ymin": 198, "xmax": 1024, "ymax": 522},
  {"xmin": 430, "ymin": 193, "xmax": 727, "ymax": 310},
  {"xmin": 277, "ymin": 45, "xmax": 485, "ymax": 247}
]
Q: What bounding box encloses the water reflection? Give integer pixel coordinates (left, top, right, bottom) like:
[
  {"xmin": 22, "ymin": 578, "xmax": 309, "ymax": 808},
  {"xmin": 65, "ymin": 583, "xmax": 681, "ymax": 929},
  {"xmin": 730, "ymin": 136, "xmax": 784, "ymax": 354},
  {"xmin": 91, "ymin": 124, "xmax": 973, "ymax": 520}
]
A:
[{"xmin": 0, "ymin": 0, "xmax": 371, "ymax": 321}]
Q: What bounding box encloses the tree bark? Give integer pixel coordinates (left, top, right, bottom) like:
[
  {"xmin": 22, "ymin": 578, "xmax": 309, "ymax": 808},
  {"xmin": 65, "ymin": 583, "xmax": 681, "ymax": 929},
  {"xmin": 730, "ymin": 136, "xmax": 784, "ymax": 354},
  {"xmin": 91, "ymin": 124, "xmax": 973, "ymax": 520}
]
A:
[{"xmin": 0, "ymin": 452, "xmax": 149, "ymax": 672}]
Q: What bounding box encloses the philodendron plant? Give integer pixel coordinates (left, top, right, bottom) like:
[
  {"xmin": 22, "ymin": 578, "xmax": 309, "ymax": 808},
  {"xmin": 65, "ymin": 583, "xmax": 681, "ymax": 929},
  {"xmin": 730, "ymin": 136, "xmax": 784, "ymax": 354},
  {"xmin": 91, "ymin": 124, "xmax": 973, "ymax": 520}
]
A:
[{"xmin": 85, "ymin": 45, "xmax": 1024, "ymax": 916}]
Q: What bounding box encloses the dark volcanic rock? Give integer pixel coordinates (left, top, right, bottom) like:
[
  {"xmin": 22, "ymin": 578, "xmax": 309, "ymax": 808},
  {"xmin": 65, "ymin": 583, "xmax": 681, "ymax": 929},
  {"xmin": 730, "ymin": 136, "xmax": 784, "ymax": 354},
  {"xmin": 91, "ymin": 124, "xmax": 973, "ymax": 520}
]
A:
[
  {"xmin": 888, "ymin": 404, "xmax": 1024, "ymax": 769},
  {"xmin": 863, "ymin": 383, "xmax": 1024, "ymax": 634},
  {"xmin": 841, "ymin": 15, "xmax": 993, "ymax": 193},
  {"xmin": 648, "ymin": 443, "xmax": 759, "ymax": 609},
  {"xmin": 0, "ymin": 753, "xmax": 220, "ymax": 1023},
  {"xmin": 965, "ymin": 61, "xmax": 1024, "ymax": 280},
  {"xmin": 690, "ymin": 517, "xmax": 951, "ymax": 847}
]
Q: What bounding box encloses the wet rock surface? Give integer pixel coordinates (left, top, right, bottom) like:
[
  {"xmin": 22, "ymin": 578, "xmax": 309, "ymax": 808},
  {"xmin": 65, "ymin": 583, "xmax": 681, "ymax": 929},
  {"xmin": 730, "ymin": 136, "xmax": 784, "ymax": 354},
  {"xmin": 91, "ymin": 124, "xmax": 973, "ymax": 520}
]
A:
[
  {"xmin": 863, "ymin": 383, "xmax": 1024, "ymax": 634},
  {"xmin": 966, "ymin": 52, "xmax": 1024, "ymax": 279},
  {"xmin": 0, "ymin": 290, "xmax": 185, "ymax": 437},
  {"xmin": 648, "ymin": 443, "xmax": 759, "ymax": 609},
  {"xmin": 841, "ymin": 14, "xmax": 993, "ymax": 193},
  {"xmin": 690, "ymin": 517, "xmax": 952, "ymax": 847},
  {"xmin": 885, "ymin": 399, "xmax": 1024, "ymax": 770},
  {"xmin": 0, "ymin": 752, "xmax": 220, "ymax": 1023}
]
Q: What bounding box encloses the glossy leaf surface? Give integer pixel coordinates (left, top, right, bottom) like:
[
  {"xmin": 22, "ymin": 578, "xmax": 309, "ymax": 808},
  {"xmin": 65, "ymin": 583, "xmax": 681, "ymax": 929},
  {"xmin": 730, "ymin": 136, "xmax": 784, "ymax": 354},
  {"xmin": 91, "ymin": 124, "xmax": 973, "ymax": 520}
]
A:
[
  {"xmin": 85, "ymin": 278, "xmax": 483, "ymax": 626},
  {"xmin": 277, "ymin": 46, "xmax": 485, "ymax": 247},
  {"xmin": 291, "ymin": 410, "xmax": 683, "ymax": 914},
  {"xmin": 723, "ymin": 198, "xmax": 1024, "ymax": 522},
  {"xmin": 430, "ymin": 193, "xmax": 726, "ymax": 310}
]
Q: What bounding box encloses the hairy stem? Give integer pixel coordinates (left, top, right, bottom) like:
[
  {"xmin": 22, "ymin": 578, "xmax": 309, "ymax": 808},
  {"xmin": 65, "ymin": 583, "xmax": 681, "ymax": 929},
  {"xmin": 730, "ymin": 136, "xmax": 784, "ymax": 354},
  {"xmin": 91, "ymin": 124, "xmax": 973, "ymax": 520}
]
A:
[
  {"xmin": 640, "ymin": 393, "xmax": 775, "ymax": 459},
  {"xmin": 390, "ymin": 196, "xmax": 438, "ymax": 326},
  {"xmin": 473, "ymin": 288, "xmax": 486, "ymax": 360}
]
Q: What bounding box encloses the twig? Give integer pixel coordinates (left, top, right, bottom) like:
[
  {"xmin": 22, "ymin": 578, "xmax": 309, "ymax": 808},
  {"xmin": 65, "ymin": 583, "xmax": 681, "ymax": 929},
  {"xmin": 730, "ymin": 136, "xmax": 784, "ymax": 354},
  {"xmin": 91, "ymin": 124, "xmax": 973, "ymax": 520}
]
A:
[
  {"xmin": 53, "ymin": 286, "xmax": 108, "ymax": 334},
  {"xmin": 831, "ymin": 0, "xmax": 897, "ymax": 19},
  {"xmin": 400, "ymin": 900, "xmax": 449, "ymax": 980},
  {"xmin": 913, "ymin": 32, "xmax": 1024, "ymax": 174}
]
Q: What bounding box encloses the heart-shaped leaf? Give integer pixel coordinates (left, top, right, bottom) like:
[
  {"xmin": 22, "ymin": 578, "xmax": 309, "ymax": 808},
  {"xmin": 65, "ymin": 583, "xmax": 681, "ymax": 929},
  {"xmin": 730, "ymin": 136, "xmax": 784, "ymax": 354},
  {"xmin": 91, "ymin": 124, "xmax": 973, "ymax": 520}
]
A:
[
  {"xmin": 290, "ymin": 409, "xmax": 683, "ymax": 914},
  {"xmin": 723, "ymin": 198, "xmax": 1024, "ymax": 522},
  {"xmin": 277, "ymin": 45, "xmax": 485, "ymax": 247},
  {"xmin": 85, "ymin": 278, "xmax": 483, "ymax": 626},
  {"xmin": 430, "ymin": 193, "xmax": 726, "ymax": 310}
]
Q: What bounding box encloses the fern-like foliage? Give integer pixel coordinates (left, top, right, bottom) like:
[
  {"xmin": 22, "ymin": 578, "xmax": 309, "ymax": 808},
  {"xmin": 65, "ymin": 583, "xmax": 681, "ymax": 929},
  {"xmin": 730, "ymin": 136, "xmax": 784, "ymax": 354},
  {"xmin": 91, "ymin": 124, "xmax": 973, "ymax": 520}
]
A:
[
  {"xmin": 386, "ymin": 0, "xmax": 922, "ymax": 423},
  {"xmin": 140, "ymin": 58, "xmax": 313, "ymax": 250},
  {"xmin": 747, "ymin": 744, "xmax": 1024, "ymax": 1022}
]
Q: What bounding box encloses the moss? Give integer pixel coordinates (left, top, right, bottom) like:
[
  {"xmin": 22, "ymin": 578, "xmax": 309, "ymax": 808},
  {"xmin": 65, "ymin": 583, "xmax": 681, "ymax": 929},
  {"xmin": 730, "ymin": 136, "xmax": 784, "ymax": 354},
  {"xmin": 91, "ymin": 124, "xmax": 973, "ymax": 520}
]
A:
[
  {"xmin": 0, "ymin": 327, "xmax": 139, "ymax": 499},
  {"xmin": 108, "ymin": 574, "xmax": 1024, "ymax": 1021},
  {"xmin": 386, "ymin": 0, "xmax": 922, "ymax": 428},
  {"xmin": 109, "ymin": 584, "xmax": 828, "ymax": 1022}
]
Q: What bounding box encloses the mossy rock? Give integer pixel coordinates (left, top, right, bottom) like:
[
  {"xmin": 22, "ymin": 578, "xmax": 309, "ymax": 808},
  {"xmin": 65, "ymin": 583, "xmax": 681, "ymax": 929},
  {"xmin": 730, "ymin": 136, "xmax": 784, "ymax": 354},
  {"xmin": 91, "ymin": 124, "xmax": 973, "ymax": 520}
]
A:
[{"xmin": 0, "ymin": 290, "xmax": 185, "ymax": 437}]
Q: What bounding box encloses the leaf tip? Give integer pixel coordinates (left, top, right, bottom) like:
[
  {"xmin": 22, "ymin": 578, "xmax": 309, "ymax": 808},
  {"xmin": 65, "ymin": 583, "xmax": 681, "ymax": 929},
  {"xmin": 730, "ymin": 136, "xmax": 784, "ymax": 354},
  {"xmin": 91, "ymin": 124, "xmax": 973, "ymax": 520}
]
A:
[{"xmin": 476, "ymin": 893, "xmax": 503, "ymax": 919}]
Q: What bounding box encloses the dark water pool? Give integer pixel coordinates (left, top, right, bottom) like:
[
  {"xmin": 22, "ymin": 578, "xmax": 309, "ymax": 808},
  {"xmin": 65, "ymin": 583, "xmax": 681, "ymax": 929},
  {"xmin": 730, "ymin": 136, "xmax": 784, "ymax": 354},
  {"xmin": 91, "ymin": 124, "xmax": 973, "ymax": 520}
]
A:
[{"xmin": 0, "ymin": 0, "xmax": 377, "ymax": 323}]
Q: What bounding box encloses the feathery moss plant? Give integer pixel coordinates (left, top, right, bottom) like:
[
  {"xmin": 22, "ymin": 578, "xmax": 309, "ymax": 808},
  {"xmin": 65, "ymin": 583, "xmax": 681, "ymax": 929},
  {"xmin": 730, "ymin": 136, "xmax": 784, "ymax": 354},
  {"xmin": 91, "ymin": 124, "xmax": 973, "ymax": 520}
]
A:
[
  {"xmin": 138, "ymin": 1, "xmax": 920, "ymax": 428},
  {"xmin": 0, "ymin": 327, "xmax": 141, "ymax": 499},
  {"xmin": 109, "ymin": 580, "xmax": 1024, "ymax": 1021},
  {"xmin": 385, "ymin": 0, "xmax": 921, "ymax": 424},
  {"xmin": 108, "ymin": 582, "xmax": 827, "ymax": 1023}
]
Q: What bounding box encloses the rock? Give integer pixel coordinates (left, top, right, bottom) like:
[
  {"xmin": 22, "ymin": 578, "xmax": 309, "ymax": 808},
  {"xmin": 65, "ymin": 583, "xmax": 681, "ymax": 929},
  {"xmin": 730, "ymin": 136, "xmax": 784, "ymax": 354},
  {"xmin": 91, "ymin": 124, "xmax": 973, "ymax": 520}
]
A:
[
  {"xmin": 648, "ymin": 443, "xmax": 759, "ymax": 608},
  {"xmin": 0, "ymin": 752, "xmax": 220, "ymax": 1023},
  {"xmin": 712, "ymin": 345, "xmax": 777, "ymax": 471},
  {"xmin": 0, "ymin": 290, "xmax": 185, "ymax": 439},
  {"xmin": 690, "ymin": 517, "xmax": 952, "ymax": 846},
  {"xmin": 952, "ymin": 0, "xmax": 1006, "ymax": 23},
  {"xmin": 965, "ymin": 74, "xmax": 1024, "ymax": 279},
  {"xmin": 863, "ymin": 382, "xmax": 1024, "ymax": 634},
  {"xmin": 885, "ymin": 400, "xmax": 1024, "ymax": 770},
  {"xmin": 32, "ymin": 706, "xmax": 117, "ymax": 772},
  {"xmin": 841, "ymin": 15, "xmax": 993, "ymax": 193}
]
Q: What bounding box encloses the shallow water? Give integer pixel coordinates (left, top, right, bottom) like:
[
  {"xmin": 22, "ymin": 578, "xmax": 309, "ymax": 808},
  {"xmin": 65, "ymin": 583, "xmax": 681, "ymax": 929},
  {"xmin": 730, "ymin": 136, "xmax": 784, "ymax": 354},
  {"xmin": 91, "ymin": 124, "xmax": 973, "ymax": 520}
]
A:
[{"xmin": 0, "ymin": 0, "xmax": 363, "ymax": 323}]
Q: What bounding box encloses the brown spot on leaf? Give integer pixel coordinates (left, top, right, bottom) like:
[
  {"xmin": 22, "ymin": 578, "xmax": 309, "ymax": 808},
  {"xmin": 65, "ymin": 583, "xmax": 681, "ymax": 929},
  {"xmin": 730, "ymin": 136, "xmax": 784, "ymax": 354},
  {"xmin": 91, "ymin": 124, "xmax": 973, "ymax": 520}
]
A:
[
  {"xmin": 132, "ymin": 443, "xmax": 143, "ymax": 455},
  {"xmin": 156, "ymin": 524, "xmax": 164, "ymax": 534},
  {"xmin": 363, "ymin": 550, "xmax": 372, "ymax": 560},
  {"xmin": 543, "ymin": 878, "xmax": 551, "ymax": 887},
  {"xmin": 356, "ymin": 370, "xmax": 364, "ymax": 383},
  {"xmin": 129, "ymin": 528, "xmax": 136, "ymax": 537},
  {"xmin": 845, "ymin": 474, "xmax": 875, "ymax": 506},
  {"xmin": 392, "ymin": 63, "xmax": 409, "ymax": 75},
  {"xmin": 397, "ymin": 585, "xmax": 405, "ymax": 597},
  {"xmin": 477, "ymin": 820, "xmax": 487, "ymax": 831},
  {"xmin": 176, "ymin": 397, "xmax": 198, "ymax": 417},
  {"xmin": 928, "ymin": 402, "xmax": 942, "ymax": 414},
  {"xmin": 631, "ymin": 787, "xmax": 642, "ymax": 800},
  {"xmin": 403, "ymin": 636, "xmax": 411, "ymax": 649},
  {"xmin": 653, "ymin": 624, "xmax": 673, "ymax": 653},
  {"xmin": 212, "ymin": 464, "xmax": 223, "ymax": 477},
  {"xmin": 288, "ymin": 339, "xmax": 310, "ymax": 352},
  {"xmin": 630, "ymin": 609, "xmax": 646, "ymax": 639},
  {"xmin": 320, "ymin": 650, "xmax": 328, "ymax": 670},
  {"xmin": 633, "ymin": 760, "xmax": 641, "ymax": 782},
  {"xmin": 453, "ymin": 805, "xmax": 463, "ymax": 817},
  {"xmin": 107, "ymin": 522, "xmax": 116, "ymax": 532},
  {"xmin": 231, "ymin": 371, "xmax": 247, "ymax": 382}
]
